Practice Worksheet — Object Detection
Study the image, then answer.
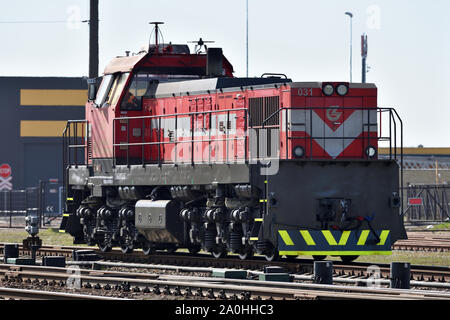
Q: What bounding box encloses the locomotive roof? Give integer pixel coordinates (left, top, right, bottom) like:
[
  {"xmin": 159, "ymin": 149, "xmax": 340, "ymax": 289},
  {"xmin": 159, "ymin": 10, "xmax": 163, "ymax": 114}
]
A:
[
  {"xmin": 104, "ymin": 53, "xmax": 147, "ymax": 74},
  {"xmin": 148, "ymin": 77, "xmax": 293, "ymax": 98},
  {"xmin": 289, "ymin": 82, "xmax": 377, "ymax": 89},
  {"xmin": 147, "ymin": 78, "xmax": 376, "ymax": 98}
]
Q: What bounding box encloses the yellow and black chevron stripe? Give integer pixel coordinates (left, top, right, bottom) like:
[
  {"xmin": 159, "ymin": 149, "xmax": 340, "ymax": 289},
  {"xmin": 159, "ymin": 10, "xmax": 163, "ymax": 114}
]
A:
[{"xmin": 278, "ymin": 229, "xmax": 391, "ymax": 256}]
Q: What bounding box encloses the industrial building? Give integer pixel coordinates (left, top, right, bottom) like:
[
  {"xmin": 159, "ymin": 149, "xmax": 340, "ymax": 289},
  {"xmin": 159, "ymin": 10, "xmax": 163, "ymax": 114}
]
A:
[
  {"xmin": 0, "ymin": 77, "xmax": 86, "ymax": 190},
  {"xmin": 380, "ymin": 147, "xmax": 450, "ymax": 185}
]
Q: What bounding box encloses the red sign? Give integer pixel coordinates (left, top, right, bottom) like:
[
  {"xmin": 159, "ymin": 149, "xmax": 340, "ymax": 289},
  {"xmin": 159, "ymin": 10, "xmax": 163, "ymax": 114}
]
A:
[
  {"xmin": 408, "ymin": 198, "xmax": 423, "ymax": 206},
  {"xmin": 0, "ymin": 164, "xmax": 11, "ymax": 179}
]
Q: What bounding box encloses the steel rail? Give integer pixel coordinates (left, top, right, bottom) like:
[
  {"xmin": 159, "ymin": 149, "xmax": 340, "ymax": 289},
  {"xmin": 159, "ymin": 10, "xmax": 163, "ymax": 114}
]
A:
[
  {"xmin": 0, "ymin": 286, "xmax": 128, "ymax": 300},
  {"xmin": 1, "ymin": 264, "xmax": 447, "ymax": 301},
  {"xmin": 1, "ymin": 244, "xmax": 449, "ymax": 282}
]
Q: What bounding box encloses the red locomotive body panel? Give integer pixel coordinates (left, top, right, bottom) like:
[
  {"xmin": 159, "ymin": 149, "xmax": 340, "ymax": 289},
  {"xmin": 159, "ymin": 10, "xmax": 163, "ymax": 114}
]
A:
[
  {"xmin": 108, "ymin": 85, "xmax": 378, "ymax": 164},
  {"xmin": 285, "ymin": 83, "xmax": 378, "ymax": 160},
  {"xmin": 86, "ymin": 44, "xmax": 379, "ymax": 166}
]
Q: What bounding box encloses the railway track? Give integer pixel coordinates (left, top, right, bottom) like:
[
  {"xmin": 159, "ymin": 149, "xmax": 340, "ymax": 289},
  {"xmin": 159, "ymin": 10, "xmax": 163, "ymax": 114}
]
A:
[
  {"xmin": 97, "ymin": 250, "xmax": 450, "ymax": 283},
  {"xmin": 393, "ymin": 234, "xmax": 450, "ymax": 252},
  {"xmin": 0, "ymin": 286, "xmax": 128, "ymax": 300},
  {"xmin": 0, "ymin": 263, "xmax": 449, "ymax": 300},
  {"xmin": 1, "ymin": 244, "xmax": 449, "ymax": 283}
]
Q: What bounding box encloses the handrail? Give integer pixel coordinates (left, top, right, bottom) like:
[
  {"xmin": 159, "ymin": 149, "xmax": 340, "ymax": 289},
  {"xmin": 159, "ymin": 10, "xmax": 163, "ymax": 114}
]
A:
[
  {"xmin": 273, "ymin": 107, "xmax": 399, "ymax": 161},
  {"xmin": 62, "ymin": 120, "xmax": 90, "ymax": 206},
  {"xmin": 113, "ymin": 108, "xmax": 248, "ymax": 121},
  {"xmin": 65, "ymin": 107, "xmax": 403, "ymax": 170},
  {"xmin": 112, "ymin": 108, "xmax": 249, "ymax": 167}
]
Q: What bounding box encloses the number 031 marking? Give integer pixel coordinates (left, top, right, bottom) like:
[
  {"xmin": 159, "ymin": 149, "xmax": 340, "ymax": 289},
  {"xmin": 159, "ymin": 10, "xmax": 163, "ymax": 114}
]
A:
[{"xmin": 297, "ymin": 88, "xmax": 313, "ymax": 96}]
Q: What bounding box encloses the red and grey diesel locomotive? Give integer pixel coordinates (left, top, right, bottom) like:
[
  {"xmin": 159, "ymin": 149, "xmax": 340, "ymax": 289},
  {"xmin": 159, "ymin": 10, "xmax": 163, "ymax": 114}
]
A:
[{"xmin": 60, "ymin": 28, "xmax": 407, "ymax": 262}]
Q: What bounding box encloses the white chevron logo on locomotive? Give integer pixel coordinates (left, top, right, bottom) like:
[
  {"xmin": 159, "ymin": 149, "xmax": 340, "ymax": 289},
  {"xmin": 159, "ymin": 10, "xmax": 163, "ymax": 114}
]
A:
[{"xmin": 289, "ymin": 108, "xmax": 377, "ymax": 159}]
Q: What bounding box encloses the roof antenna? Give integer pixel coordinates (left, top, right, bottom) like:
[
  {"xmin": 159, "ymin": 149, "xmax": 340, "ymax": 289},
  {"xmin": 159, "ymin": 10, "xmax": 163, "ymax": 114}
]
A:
[
  {"xmin": 188, "ymin": 38, "xmax": 215, "ymax": 54},
  {"xmin": 149, "ymin": 21, "xmax": 164, "ymax": 53}
]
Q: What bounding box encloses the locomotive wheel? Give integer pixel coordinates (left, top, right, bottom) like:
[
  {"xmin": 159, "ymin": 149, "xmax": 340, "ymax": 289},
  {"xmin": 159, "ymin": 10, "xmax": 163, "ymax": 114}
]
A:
[
  {"xmin": 98, "ymin": 243, "xmax": 112, "ymax": 253},
  {"xmin": 120, "ymin": 244, "xmax": 134, "ymax": 254},
  {"xmin": 238, "ymin": 248, "xmax": 254, "ymax": 260},
  {"xmin": 211, "ymin": 248, "xmax": 227, "ymax": 259},
  {"xmin": 340, "ymin": 255, "xmax": 359, "ymax": 263},
  {"xmin": 264, "ymin": 250, "xmax": 279, "ymax": 262},
  {"xmin": 142, "ymin": 241, "xmax": 154, "ymax": 255},
  {"xmin": 313, "ymin": 255, "xmax": 327, "ymax": 261}
]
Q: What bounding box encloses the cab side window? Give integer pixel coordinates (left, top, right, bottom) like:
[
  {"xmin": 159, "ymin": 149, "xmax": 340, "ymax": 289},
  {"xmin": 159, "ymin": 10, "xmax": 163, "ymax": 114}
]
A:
[{"xmin": 120, "ymin": 73, "xmax": 150, "ymax": 111}]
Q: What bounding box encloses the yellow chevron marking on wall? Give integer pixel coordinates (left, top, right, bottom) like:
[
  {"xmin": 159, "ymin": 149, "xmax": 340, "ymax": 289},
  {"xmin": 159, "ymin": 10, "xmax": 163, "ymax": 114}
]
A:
[
  {"xmin": 300, "ymin": 230, "xmax": 316, "ymax": 246},
  {"xmin": 20, "ymin": 121, "xmax": 84, "ymax": 137},
  {"xmin": 377, "ymin": 230, "xmax": 390, "ymax": 246},
  {"xmin": 357, "ymin": 230, "xmax": 370, "ymax": 245},
  {"xmin": 20, "ymin": 89, "xmax": 87, "ymax": 106},
  {"xmin": 278, "ymin": 230, "xmax": 294, "ymax": 246}
]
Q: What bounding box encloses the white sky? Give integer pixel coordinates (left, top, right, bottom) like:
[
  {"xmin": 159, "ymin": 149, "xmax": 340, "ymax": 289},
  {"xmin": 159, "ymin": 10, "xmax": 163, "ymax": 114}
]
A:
[{"xmin": 0, "ymin": 0, "xmax": 449, "ymax": 147}]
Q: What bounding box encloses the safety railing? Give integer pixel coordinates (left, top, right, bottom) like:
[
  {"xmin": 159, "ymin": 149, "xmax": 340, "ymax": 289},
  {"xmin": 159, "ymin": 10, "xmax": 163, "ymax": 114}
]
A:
[
  {"xmin": 112, "ymin": 108, "xmax": 249, "ymax": 167},
  {"xmin": 111, "ymin": 106, "xmax": 403, "ymax": 167},
  {"xmin": 62, "ymin": 120, "xmax": 90, "ymax": 167},
  {"xmin": 62, "ymin": 120, "xmax": 90, "ymax": 204},
  {"xmin": 262, "ymin": 107, "xmax": 403, "ymax": 162},
  {"xmin": 62, "ymin": 107, "xmax": 403, "ymax": 170}
]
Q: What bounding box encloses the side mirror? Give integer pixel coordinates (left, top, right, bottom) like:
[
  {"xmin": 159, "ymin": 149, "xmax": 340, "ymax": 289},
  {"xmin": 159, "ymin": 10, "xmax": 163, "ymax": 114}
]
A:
[
  {"xmin": 88, "ymin": 83, "xmax": 97, "ymax": 101},
  {"xmin": 87, "ymin": 77, "xmax": 101, "ymax": 101}
]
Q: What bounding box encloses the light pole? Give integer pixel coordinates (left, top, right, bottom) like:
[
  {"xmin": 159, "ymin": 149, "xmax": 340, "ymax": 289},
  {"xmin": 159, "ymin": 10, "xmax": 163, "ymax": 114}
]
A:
[
  {"xmin": 361, "ymin": 33, "xmax": 368, "ymax": 83},
  {"xmin": 345, "ymin": 12, "xmax": 353, "ymax": 83},
  {"xmin": 246, "ymin": 0, "xmax": 249, "ymax": 77},
  {"xmin": 89, "ymin": 0, "xmax": 99, "ymax": 79}
]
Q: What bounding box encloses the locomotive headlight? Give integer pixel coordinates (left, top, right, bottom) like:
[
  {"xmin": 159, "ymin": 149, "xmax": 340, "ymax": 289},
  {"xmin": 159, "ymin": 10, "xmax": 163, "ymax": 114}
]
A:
[
  {"xmin": 293, "ymin": 146, "xmax": 305, "ymax": 158},
  {"xmin": 365, "ymin": 146, "xmax": 377, "ymax": 158},
  {"xmin": 322, "ymin": 84, "xmax": 334, "ymax": 96},
  {"xmin": 336, "ymin": 84, "xmax": 349, "ymax": 96}
]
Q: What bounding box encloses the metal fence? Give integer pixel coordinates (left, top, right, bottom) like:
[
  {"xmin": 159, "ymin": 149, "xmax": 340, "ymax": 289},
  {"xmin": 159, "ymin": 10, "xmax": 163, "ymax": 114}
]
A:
[
  {"xmin": 403, "ymin": 184, "xmax": 450, "ymax": 222},
  {"xmin": 0, "ymin": 180, "xmax": 63, "ymax": 228}
]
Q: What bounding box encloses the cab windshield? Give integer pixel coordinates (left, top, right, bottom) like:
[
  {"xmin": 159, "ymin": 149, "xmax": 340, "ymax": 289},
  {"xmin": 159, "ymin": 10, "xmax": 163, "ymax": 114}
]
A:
[
  {"xmin": 94, "ymin": 74, "xmax": 114, "ymax": 106},
  {"xmin": 107, "ymin": 73, "xmax": 128, "ymax": 106},
  {"xmin": 94, "ymin": 73, "xmax": 129, "ymax": 108}
]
